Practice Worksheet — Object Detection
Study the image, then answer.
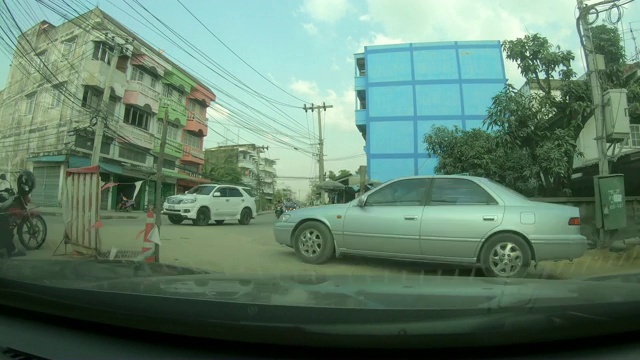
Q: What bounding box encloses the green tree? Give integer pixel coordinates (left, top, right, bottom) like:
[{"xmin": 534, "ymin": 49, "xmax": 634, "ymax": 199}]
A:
[
  {"xmin": 205, "ymin": 148, "xmax": 244, "ymax": 184},
  {"xmin": 337, "ymin": 169, "xmax": 352, "ymax": 179},
  {"xmin": 327, "ymin": 170, "xmax": 337, "ymax": 181}
]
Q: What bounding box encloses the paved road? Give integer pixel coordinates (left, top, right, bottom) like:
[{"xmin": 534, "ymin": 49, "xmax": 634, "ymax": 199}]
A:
[
  {"xmin": 18, "ymin": 214, "xmax": 613, "ymax": 279},
  {"xmin": 20, "ymin": 214, "xmax": 493, "ymax": 278}
]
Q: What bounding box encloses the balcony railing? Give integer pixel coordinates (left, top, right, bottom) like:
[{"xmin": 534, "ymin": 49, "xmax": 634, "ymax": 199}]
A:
[
  {"xmin": 126, "ymin": 80, "xmax": 161, "ymax": 100},
  {"xmin": 118, "ymin": 124, "xmax": 155, "ymax": 149},
  {"xmin": 159, "ymin": 97, "xmax": 187, "ymax": 127},
  {"xmin": 187, "ymin": 110, "xmax": 207, "ymax": 125},
  {"xmin": 183, "ymin": 144, "xmax": 204, "ymax": 160}
]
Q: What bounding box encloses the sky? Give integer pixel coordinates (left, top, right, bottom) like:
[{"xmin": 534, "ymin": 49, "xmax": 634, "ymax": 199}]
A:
[{"xmin": 0, "ymin": 0, "xmax": 639, "ymax": 200}]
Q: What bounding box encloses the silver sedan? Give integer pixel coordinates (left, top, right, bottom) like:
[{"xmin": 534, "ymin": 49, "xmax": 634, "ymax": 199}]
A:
[{"xmin": 274, "ymin": 175, "xmax": 588, "ymax": 278}]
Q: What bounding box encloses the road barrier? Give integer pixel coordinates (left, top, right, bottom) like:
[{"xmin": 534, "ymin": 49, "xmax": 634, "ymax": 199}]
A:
[{"xmin": 141, "ymin": 209, "xmax": 155, "ymax": 262}]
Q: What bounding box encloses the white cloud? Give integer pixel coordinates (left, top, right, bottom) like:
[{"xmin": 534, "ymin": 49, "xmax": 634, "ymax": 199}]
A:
[
  {"xmin": 359, "ymin": 14, "xmax": 371, "ymax": 22},
  {"xmin": 289, "ymin": 78, "xmax": 320, "ymax": 96},
  {"xmin": 300, "ymin": 0, "xmax": 352, "ymax": 23},
  {"xmin": 289, "ymin": 78, "xmax": 357, "ymax": 132},
  {"xmin": 355, "ymin": 32, "xmax": 405, "ymax": 53},
  {"xmin": 302, "ymin": 23, "xmax": 319, "ymax": 36},
  {"xmin": 364, "ymin": 0, "xmax": 583, "ymax": 86}
]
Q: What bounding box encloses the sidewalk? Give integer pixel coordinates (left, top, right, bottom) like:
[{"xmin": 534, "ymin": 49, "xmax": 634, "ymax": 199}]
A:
[{"xmin": 37, "ymin": 207, "xmax": 273, "ymax": 220}]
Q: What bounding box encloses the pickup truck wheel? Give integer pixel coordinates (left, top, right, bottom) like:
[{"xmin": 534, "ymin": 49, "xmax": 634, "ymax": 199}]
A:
[
  {"xmin": 192, "ymin": 208, "xmax": 210, "ymax": 226},
  {"xmin": 168, "ymin": 215, "xmax": 183, "ymax": 225}
]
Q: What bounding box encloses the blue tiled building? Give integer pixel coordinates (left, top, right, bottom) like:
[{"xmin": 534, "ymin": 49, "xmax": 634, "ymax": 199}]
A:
[{"xmin": 354, "ymin": 41, "xmax": 507, "ymax": 182}]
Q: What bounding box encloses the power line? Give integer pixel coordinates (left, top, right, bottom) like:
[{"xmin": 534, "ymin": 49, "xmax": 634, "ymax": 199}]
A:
[{"xmin": 174, "ymin": 0, "xmax": 310, "ymax": 105}]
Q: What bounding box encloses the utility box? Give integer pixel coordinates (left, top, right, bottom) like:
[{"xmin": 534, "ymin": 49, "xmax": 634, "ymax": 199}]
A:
[
  {"xmin": 594, "ymin": 174, "xmax": 626, "ymax": 230},
  {"xmin": 603, "ymin": 89, "xmax": 630, "ymax": 143}
]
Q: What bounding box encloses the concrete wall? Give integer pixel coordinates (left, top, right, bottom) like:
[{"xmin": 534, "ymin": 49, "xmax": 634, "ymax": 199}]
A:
[
  {"xmin": 535, "ymin": 196, "xmax": 640, "ymax": 244},
  {"xmin": 361, "ymin": 41, "xmax": 507, "ymax": 183}
]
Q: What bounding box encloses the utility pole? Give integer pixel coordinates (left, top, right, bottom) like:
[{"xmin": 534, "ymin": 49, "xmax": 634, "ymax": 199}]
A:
[
  {"xmin": 254, "ymin": 145, "xmax": 268, "ymax": 211},
  {"xmin": 303, "ymin": 102, "xmax": 333, "ymax": 204},
  {"xmin": 153, "ymin": 107, "xmax": 169, "ymax": 262},
  {"xmin": 91, "ymin": 42, "xmax": 119, "ymax": 166},
  {"xmin": 577, "ymin": 0, "xmax": 609, "ymax": 176}
]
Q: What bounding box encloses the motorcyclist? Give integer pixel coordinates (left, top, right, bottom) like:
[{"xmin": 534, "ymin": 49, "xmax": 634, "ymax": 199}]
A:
[
  {"xmin": 117, "ymin": 193, "xmax": 128, "ymax": 210},
  {"xmin": 0, "ymin": 178, "xmax": 25, "ymax": 258}
]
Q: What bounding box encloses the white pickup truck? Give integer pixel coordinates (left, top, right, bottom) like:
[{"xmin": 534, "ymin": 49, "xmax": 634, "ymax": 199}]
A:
[{"xmin": 162, "ymin": 184, "xmax": 257, "ymax": 226}]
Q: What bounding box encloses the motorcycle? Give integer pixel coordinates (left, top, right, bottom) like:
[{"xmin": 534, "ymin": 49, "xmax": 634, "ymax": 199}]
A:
[
  {"xmin": 117, "ymin": 199, "xmax": 136, "ymax": 212},
  {"xmin": 275, "ymin": 205, "xmax": 284, "ymax": 218},
  {"xmin": 0, "ymin": 171, "xmax": 47, "ymax": 251}
]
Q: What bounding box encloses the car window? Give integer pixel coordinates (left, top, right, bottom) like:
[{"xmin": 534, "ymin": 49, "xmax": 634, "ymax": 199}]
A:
[
  {"xmin": 215, "ymin": 187, "xmax": 229, "ymax": 197},
  {"xmin": 227, "ymin": 188, "xmax": 243, "ymax": 197},
  {"xmin": 365, "ymin": 179, "xmax": 429, "ymax": 206},
  {"xmin": 430, "ymin": 179, "xmax": 497, "ymax": 205},
  {"xmin": 242, "ymin": 188, "xmax": 255, "ymax": 197},
  {"xmin": 186, "ymin": 185, "xmax": 214, "ymax": 195}
]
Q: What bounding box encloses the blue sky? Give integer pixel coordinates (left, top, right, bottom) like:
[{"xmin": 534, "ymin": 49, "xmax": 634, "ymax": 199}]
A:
[{"xmin": 1, "ymin": 0, "xmax": 639, "ymax": 199}]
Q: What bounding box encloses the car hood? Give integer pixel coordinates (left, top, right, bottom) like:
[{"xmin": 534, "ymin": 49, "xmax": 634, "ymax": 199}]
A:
[{"xmin": 3, "ymin": 260, "xmax": 640, "ymax": 310}]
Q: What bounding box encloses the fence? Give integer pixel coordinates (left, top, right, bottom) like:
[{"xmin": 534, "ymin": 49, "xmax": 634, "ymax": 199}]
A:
[{"xmin": 534, "ymin": 196, "xmax": 640, "ymax": 244}]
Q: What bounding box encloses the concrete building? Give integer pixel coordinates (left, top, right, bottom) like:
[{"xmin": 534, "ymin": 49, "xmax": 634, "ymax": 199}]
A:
[
  {"xmin": 204, "ymin": 144, "xmax": 277, "ymax": 205},
  {"xmin": 0, "ymin": 9, "xmax": 215, "ymax": 209},
  {"xmin": 354, "ymin": 41, "xmax": 507, "ymax": 182}
]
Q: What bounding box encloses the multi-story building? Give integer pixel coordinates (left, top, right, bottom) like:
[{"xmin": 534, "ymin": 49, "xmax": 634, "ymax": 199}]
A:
[
  {"xmin": 0, "ymin": 9, "xmax": 215, "ymax": 209},
  {"xmin": 204, "ymin": 144, "xmax": 277, "ymax": 206},
  {"xmin": 354, "ymin": 41, "xmax": 507, "ymax": 182}
]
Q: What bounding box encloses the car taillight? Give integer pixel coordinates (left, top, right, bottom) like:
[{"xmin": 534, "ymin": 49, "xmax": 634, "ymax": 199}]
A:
[{"xmin": 568, "ymin": 217, "xmax": 581, "ymax": 226}]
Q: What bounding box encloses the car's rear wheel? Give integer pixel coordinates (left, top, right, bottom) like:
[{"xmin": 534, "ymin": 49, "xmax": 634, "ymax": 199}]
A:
[
  {"xmin": 192, "ymin": 208, "xmax": 210, "ymax": 226},
  {"xmin": 214, "ymin": 220, "xmax": 225, "ymax": 225},
  {"xmin": 168, "ymin": 215, "xmax": 183, "ymax": 225},
  {"xmin": 480, "ymin": 233, "xmax": 531, "ymax": 278},
  {"xmin": 238, "ymin": 208, "xmax": 252, "ymax": 225},
  {"xmin": 293, "ymin": 222, "xmax": 335, "ymax": 264}
]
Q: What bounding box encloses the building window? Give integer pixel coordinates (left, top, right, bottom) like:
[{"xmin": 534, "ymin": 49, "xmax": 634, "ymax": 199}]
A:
[
  {"xmin": 156, "ymin": 121, "xmax": 179, "ymax": 141},
  {"xmin": 107, "ymin": 97, "xmax": 118, "ymax": 118},
  {"xmin": 188, "ymin": 99, "xmax": 196, "ymax": 112},
  {"xmin": 33, "ymin": 51, "xmax": 48, "ymax": 71},
  {"xmin": 150, "ymin": 77, "xmax": 158, "ymax": 89},
  {"xmin": 162, "ymin": 85, "xmax": 173, "ymax": 98},
  {"xmin": 92, "ymin": 42, "xmax": 113, "ymax": 64},
  {"xmin": 131, "ymin": 67, "xmax": 144, "ymax": 82},
  {"xmin": 49, "ymin": 83, "xmax": 65, "ymax": 108},
  {"xmin": 61, "ymin": 40, "xmax": 75, "ymax": 58},
  {"xmin": 180, "ymin": 163, "xmax": 199, "ymax": 173},
  {"xmin": 124, "ymin": 105, "xmax": 151, "ymax": 130},
  {"xmin": 184, "ymin": 132, "xmax": 201, "ymax": 148},
  {"xmin": 81, "ymin": 87, "xmax": 102, "ymax": 109},
  {"xmin": 356, "ymin": 90, "xmax": 366, "ymax": 110},
  {"xmin": 25, "ymin": 93, "xmax": 36, "ymax": 116},
  {"xmin": 119, "ymin": 147, "xmax": 148, "ymax": 163},
  {"xmin": 155, "ymin": 158, "xmax": 175, "ymax": 170},
  {"xmin": 74, "ymin": 135, "xmax": 112, "ymax": 155}
]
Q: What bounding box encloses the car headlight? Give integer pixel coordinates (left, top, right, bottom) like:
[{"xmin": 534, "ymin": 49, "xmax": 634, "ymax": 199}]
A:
[
  {"xmin": 280, "ymin": 213, "xmax": 291, "ymax": 222},
  {"xmin": 181, "ymin": 199, "xmax": 196, "ymax": 204}
]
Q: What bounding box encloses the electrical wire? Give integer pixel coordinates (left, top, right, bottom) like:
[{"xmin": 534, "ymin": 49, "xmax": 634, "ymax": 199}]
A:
[{"xmin": 174, "ymin": 0, "xmax": 310, "ymax": 105}]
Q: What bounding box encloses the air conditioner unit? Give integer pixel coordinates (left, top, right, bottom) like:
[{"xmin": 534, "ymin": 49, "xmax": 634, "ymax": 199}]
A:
[{"xmin": 604, "ymin": 89, "xmax": 630, "ymax": 143}]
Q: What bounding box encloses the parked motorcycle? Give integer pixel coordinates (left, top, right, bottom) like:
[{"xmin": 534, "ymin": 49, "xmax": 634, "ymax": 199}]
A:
[{"xmin": 0, "ymin": 170, "xmax": 47, "ymax": 251}]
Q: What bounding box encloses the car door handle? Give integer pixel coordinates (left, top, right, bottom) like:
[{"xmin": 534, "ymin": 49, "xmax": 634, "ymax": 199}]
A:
[
  {"xmin": 483, "ymin": 215, "xmax": 497, "ymax": 221},
  {"xmin": 404, "ymin": 216, "xmax": 418, "ymax": 221}
]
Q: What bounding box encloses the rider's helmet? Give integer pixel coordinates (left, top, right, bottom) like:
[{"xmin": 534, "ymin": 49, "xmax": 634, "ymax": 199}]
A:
[{"xmin": 16, "ymin": 170, "xmax": 36, "ymax": 196}]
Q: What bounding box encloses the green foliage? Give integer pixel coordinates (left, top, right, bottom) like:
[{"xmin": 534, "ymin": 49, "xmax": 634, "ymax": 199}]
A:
[
  {"xmin": 327, "ymin": 169, "xmax": 352, "ymax": 181},
  {"xmin": 424, "ymin": 126, "xmax": 538, "ymax": 196},
  {"xmin": 205, "ymin": 148, "xmax": 244, "ymax": 185}
]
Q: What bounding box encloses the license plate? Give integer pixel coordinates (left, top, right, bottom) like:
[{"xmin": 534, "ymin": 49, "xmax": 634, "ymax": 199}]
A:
[{"xmin": 168, "ymin": 205, "xmax": 175, "ymax": 210}]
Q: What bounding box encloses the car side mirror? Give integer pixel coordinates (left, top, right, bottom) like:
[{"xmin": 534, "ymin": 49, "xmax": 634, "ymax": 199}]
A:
[
  {"xmin": 213, "ymin": 192, "xmax": 221, "ymax": 197},
  {"xmin": 357, "ymin": 196, "xmax": 366, "ymax": 207}
]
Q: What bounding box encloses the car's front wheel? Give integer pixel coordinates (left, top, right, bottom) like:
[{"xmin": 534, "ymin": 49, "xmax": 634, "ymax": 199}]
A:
[
  {"xmin": 168, "ymin": 215, "xmax": 183, "ymax": 225},
  {"xmin": 480, "ymin": 233, "xmax": 531, "ymax": 278},
  {"xmin": 293, "ymin": 222, "xmax": 335, "ymax": 264},
  {"xmin": 192, "ymin": 207, "xmax": 210, "ymax": 226}
]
